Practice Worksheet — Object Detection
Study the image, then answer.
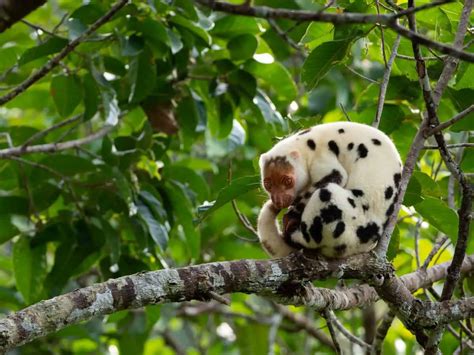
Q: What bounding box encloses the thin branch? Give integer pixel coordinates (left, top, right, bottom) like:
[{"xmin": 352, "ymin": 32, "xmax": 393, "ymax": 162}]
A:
[
  {"xmin": 414, "ymin": 219, "xmax": 422, "ymax": 269},
  {"xmin": 344, "ymin": 64, "xmax": 380, "ymax": 84},
  {"xmin": 426, "ymin": 104, "xmax": 474, "ymax": 136},
  {"xmin": 0, "ymin": 0, "xmax": 128, "ymax": 106},
  {"xmin": 372, "ymin": 34, "xmax": 401, "ymax": 128},
  {"xmin": 396, "ymin": 53, "xmax": 440, "ymax": 61},
  {"xmin": 423, "ymin": 143, "xmax": 474, "ymax": 149},
  {"xmin": 0, "ymin": 124, "xmax": 115, "ymax": 158},
  {"xmin": 432, "ymin": 0, "xmax": 473, "ymax": 105},
  {"xmin": 195, "ymin": 0, "xmax": 474, "ymax": 62},
  {"xmin": 20, "ymin": 19, "xmax": 55, "ymax": 36},
  {"xmin": 370, "ymin": 311, "xmax": 395, "ymax": 355},
  {"xmin": 20, "ymin": 114, "xmax": 83, "ymax": 148},
  {"xmin": 421, "ymin": 235, "xmax": 449, "ymax": 271},
  {"xmin": 328, "ymin": 311, "xmax": 373, "ymax": 350},
  {"xmin": 322, "ymin": 310, "xmax": 342, "ymax": 355},
  {"xmin": 272, "ymin": 303, "xmax": 334, "ymax": 349}
]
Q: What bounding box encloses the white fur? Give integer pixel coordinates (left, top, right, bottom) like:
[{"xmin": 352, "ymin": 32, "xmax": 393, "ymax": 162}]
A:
[{"xmin": 258, "ymin": 122, "xmax": 402, "ymax": 258}]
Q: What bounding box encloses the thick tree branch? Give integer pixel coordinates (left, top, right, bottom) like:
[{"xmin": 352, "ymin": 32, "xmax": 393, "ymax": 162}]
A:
[
  {"xmin": 195, "ymin": 0, "xmax": 474, "ymax": 63},
  {"xmin": 0, "ymin": 0, "xmax": 46, "ymax": 33},
  {"xmin": 1, "ymin": 253, "xmax": 474, "ymax": 351},
  {"xmin": 0, "ymin": 0, "xmax": 128, "ymax": 106}
]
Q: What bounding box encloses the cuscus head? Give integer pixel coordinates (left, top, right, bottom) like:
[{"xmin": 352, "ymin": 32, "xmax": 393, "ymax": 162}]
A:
[{"xmin": 259, "ymin": 151, "xmax": 302, "ymax": 209}]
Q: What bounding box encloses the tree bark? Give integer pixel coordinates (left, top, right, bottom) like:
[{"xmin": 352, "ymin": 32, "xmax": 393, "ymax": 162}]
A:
[
  {"xmin": 0, "ymin": 0, "xmax": 46, "ymax": 33},
  {"xmin": 0, "ymin": 253, "xmax": 474, "ymax": 351}
]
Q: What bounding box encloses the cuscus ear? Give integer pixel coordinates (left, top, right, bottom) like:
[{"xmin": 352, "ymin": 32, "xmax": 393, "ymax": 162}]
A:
[{"xmin": 289, "ymin": 150, "xmax": 300, "ymax": 160}]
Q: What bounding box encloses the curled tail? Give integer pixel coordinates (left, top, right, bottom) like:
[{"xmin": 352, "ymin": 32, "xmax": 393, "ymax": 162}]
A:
[{"xmin": 257, "ymin": 200, "xmax": 296, "ymax": 257}]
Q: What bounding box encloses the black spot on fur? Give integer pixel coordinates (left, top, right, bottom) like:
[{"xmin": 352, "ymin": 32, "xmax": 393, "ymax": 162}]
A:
[
  {"xmin": 328, "ymin": 140, "xmax": 339, "ymax": 156},
  {"xmin": 319, "ymin": 188, "xmax": 331, "ymax": 202},
  {"xmin": 394, "ymin": 173, "xmax": 401, "ymax": 187},
  {"xmin": 348, "ymin": 143, "xmax": 354, "ymax": 150},
  {"xmin": 351, "ymin": 189, "xmax": 364, "ymax": 197},
  {"xmin": 334, "ymin": 244, "xmax": 347, "ymax": 255},
  {"xmin": 296, "ymin": 203, "xmax": 305, "ymax": 212},
  {"xmin": 338, "ymin": 128, "xmax": 345, "ymax": 134},
  {"xmin": 356, "ymin": 222, "xmax": 380, "ymax": 243},
  {"xmin": 357, "ymin": 144, "xmax": 368, "ymax": 159},
  {"xmin": 363, "ymin": 204, "xmax": 369, "ymax": 212},
  {"xmin": 301, "ymin": 222, "xmax": 310, "ymax": 243},
  {"xmin": 320, "ymin": 204, "xmax": 342, "ymax": 223},
  {"xmin": 284, "ymin": 234, "xmax": 305, "ymax": 250},
  {"xmin": 309, "ymin": 216, "xmax": 323, "ymax": 244},
  {"xmin": 307, "ymin": 139, "xmax": 316, "ymax": 150},
  {"xmin": 304, "ymin": 191, "xmax": 312, "ymax": 199},
  {"xmin": 298, "ymin": 128, "xmax": 311, "ymax": 136},
  {"xmin": 347, "ymin": 198, "xmax": 356, "ymax": 208},
  {"xmin": 294, "ymin": 196, "xmax": 302, "ymax": 205},
  {"xmin": 333, "ymin": 221, "xmax": 345, "ymax": 238},
  {"xmin": 385, "ymin": 186, "xmax": 394, "ymax": 200},
  {"xmin": 386, "ymin": 203, "xmax": 395, "ymax": 217},
  {"xmin": 372, "ymin": 138, "xmax": 381, "ymax": 146},
  {"xmin": 314, "ymin": 170, "xmax": 343, "ymax": 188},
  {"xmin": 352, "ymin": 216, "xmax": 356, "ymax": 220}
]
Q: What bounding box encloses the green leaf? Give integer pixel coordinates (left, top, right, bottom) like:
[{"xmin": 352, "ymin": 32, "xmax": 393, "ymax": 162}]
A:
[
  {"xmin": 244, "ymin": 60, "xmax": 297, "ymax": 103},
  {"xmin": 82, "ymin": 73, "xmax": 100, "ymax": 120},
  {"xmin": 300, "ymin": 22, "xmax": 334, "ymax": 50},
  {"xmin": 404, "ymin": 176, "xmax": 423, "ymax": 206},
  {"xmin": 302, "ymin": 40, "xmax": 351, "ymax": 90},
  {"xmin": 227, "ymin": 34, "xmax": 258, "ymax": 61},
  {"xmin": 386, "ymin": 226, "xmax": 400, "ymax": 261},
  {"xmin": 0, "ymin": 46, "xmax": 18, "ymax": 72},
  {"xmin": 0, "ymin": 216, "xmax": 19, "ymax": 244},
  {"xmin": 0, "ymin": 196, "xmax": 29, "ymax": 215},
  {"xmin": 199, "ymin": 175, "xmax": 260, "ymax": 220},
  {"xmin": 137, "ymin": 202, "xmax": 168, "ymax": 252},
  {"xmin": 70, "ymin": 3, "xmax": 105, "ymax": 24},
  {"xmin": 19, "ymin": 37, "xmax": 68, "ymax": 66},
  {"xmin": 132, "ymin": 18, "xmax": 171, "ymax": 48},
  {"xmin": 212, "ymin": 16, "xmax": 261, "ymax": 37},
  {"xmin": 165, "ymin": 181, "xmax": 200, "ymax": 259},
  {"xmin": 170, "ymin": 14, "xmax": 211, "ymax": 46},
  {"xmin": 50, "ymin": 75, "xmax": 83, "ymax": 117},
  {"xmin": 415, "ymin": 197, "xmax": 458, "ymax": 241},
  {"xmin": 34, "ymin": 155, "xmax": 95, "ymax": 178},
  {"xmin": 13, "ymin": 236, "xmax": 47, "ymax": 304},
  {"xmin": 128, "ymin": 49, "xmax": 156, "ymax": 103}
]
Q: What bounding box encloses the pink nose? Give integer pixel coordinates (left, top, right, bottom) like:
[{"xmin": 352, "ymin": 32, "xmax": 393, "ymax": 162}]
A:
[{"xmin": 272, "ymin": 195, "xmax": 293, "ymax": 209}]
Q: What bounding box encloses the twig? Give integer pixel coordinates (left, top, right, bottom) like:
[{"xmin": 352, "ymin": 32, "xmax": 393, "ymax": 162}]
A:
[
  {"xmin": 392, "ymin": 0, "xmax": 453, "ymax": 19},
  {"xmin": 268, "ymin": 313, "xmax": 282, "ymax": 355},
  {"xmin": 0, "ymin": 0, "xmax": 129, "ymax": 106},
  {"xmin": 344, "ymin": 64, "xmax": 379, "ymax": 84},
  {"xmin": 414, "ymin": 219, "xmax": 422, "ymax": 269},
  {"xmin": 322, "ymin": 310, "xmax": 342, "ymax": 354},
  {"xmin": 328, "ymin": 311, "xmax": 373, "ymax": 350},
  {"xmin": 372, "ymin": 33, "xmax": 401, "ymax": 128},
  {"xmin": 0, "ymin": 124, "xmax": 115, "ymax": 158},
  {"xmin": 339, "ymin": 103, "xmax": 352, "ymax": 121},
  {"xmin": 426, "ymin": 104, "xmax": 474, "ymax": 136},
  {"xmin": 396, "ymin": 53, "xmax": 440, "ymax": 61},
  {"xmin": 21, "ymin": 19, "xmax": 55, "ymax": 36},
  {"xmin": 422, "ymin": 235, "xmax": 449, "ymax": 271},
  {"xmin": 371, "ymin": 311, "xmax": 395, "ymax": 355},
  {"xmin": 195, "ymin": 0, "xmax": 474, "ymax": 62},
  {"xmin": 432, "ymin": 0, "xmax": 473, "ymax": 105},
  {"xmin": 21, "ymin": 114, "xmax": 83, "ymax": 148},
  {"xmin": 375, "ymin": 0, "xmax": 388, "ymax": 67},
  {"xmin": 423, "ymin": 143, "xmax": 474, "ymax": 149},
  {"xmin": 268, "ymin": 19, "xmax": 300, "ymax": 51},
  {"xmin": 208, "ymin": 291, "xmax": 231, "ymax": 305},
  {"xmin": 272, "ymin": 303, "xmax": 335, "ymax": 349}
]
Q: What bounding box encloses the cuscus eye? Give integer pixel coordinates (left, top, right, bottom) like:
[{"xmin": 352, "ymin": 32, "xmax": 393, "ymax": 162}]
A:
[
  {"xmin": 283, "ymin": 176, "xmax": 293, "ymax": 187},
  {"xmin": 263, "ymin": 179, "xmax": 272, "ymax": 190}
]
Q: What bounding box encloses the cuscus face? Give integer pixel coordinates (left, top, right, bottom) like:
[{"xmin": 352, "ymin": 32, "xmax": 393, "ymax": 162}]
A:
[{"xmin": 261, "ymin": 156, "xmax": 296, "ymax": 209}]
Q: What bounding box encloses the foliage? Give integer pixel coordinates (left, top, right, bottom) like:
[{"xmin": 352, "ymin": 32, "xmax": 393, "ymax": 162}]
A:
[{"xmin": 0, "ymin": 0, "xmax": 472, "ymax": 353}]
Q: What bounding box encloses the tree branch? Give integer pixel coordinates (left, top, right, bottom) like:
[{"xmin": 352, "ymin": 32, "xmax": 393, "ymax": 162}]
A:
[
  {"xmin": 0, "ymin": 0, "xmax": 46, "ymax": 33},
  {"xmin": 1, "ymin": 253, "xmax": 474, "ymax": 351},
  {"xmin": 195, "ymin": 0, "xmax": 474, "ymax": 62},
  {"xmin": 0, "ymin": 124, "xmax": 115, "ymax": 158},
  {"xmin": 0, "ymin": 0, "xmax": 128, "ymax": 106}
]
